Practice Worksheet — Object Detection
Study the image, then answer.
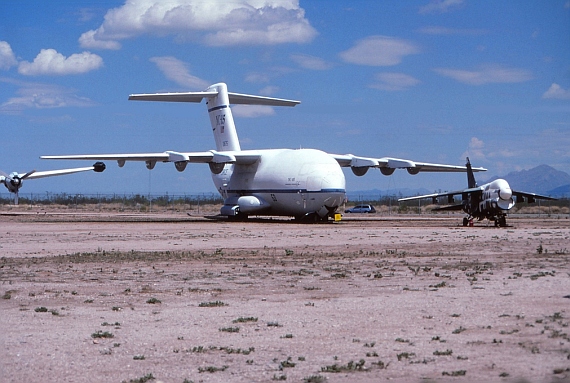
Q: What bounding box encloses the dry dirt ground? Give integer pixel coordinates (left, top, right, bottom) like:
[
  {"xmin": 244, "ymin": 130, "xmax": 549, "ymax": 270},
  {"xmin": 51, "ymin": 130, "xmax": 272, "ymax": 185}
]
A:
[{"xmin": 1, "ymin": 208, "xmax": 569, "ymax": 383}]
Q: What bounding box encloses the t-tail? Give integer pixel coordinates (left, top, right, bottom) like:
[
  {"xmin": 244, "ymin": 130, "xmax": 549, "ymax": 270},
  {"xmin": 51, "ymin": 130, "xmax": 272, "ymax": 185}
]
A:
[
  {"xmin": 205, "ymin": 83, "xmax": 241, "ymax": 152},
  {"xmin": 128, "ymin": 83, "xmax": 300, "ymax": 152},
  {"xmin": 466, "ymin": 157, "xmax": 477, "ymax": 188}
]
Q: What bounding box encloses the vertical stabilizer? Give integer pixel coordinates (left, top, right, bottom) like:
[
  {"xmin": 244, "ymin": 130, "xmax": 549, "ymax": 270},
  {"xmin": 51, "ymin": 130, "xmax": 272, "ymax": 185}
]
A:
[
  {"xmin": 205, "ymin": 83, "xmax": 241, "ymax": 152},
  {"xmin": 128, "ymin": 83, "xmax": 299, "ymax": 153},
  {"xmin": 466, "ymin": 157, "xmax": 477, "ymax": 188}
]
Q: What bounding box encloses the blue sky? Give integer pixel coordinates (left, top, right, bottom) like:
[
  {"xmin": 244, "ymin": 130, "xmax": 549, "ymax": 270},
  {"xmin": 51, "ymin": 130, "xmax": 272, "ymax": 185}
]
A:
[{"xmin": 1, "ymin": 0, "xmax": 569, "ymax": 197}]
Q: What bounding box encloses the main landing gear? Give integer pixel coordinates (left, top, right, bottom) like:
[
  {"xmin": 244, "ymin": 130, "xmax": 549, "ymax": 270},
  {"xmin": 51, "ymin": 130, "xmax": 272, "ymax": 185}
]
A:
[{"xmin": 494, "ymin": 216, "xmax": 507, "ymax": 227}]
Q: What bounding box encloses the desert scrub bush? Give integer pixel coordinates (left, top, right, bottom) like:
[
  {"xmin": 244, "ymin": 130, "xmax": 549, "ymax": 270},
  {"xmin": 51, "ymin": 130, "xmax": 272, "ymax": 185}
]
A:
[
  {"xmin": 220, "ymin": 346, "xmax": 255, "ymax": 355},
  {"xmin": 232, "ymin": 316, "xmax": 257, "ymax": 323},
  {"xmin": 199, "ymin": 300, "xmax": 227, "ymax": 307},
  {"xmin": 34, "ymin": 307, "xmax": 48, "ymax": 312},
  {"xmin": 433, "ymin": 349, "xmax": 453, "ymax": 356},
  {"xmin": 121, "ymin": 373, "xmax": 155, "ymax": 383},
  {"xmin": 101, "ymin": 321, "xmax": 121, "ymax": 327},
  {"xmin": 219, "ymin": 326, "xmax": 239, "ymax": 333},
  {"xmin": 321, "ymin": 359, "xmax": 366, "ymax": 372},
  {"xmin": 442, "ymin": 370, "xmax": 466, "ymax": 376},
  {"xmin": 198, "ymin": 365, "xmax": 228, "ymax": 373},
  {"xmin": 397, "ymin": 352, "xmax": 415, "ymax": 361},
  {"xmin": 133, "ymin": 355, "xmax": 145, "ymax": 360},
  {"xmin": 304, "ymin": 376, "xmax": 325, "ymax": 383},
  {"xmin": 146, "ymin": 297, "xmax": 161, "ymax": 304},
  {"xmin": 92, "ymin": 330, "xmax": 114, "ymax": 339},
  {"xmin": 452, "ymin": 326, "xmax": 466, "ymax": 334},
  {"xmin": 279, "ymin": 357, "xmax": 296, "ymax": 369}
]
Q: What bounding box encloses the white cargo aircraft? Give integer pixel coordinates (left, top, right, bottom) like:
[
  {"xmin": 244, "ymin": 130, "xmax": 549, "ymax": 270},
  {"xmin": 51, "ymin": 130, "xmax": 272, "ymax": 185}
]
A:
[
  {"xmin": 42, "ymin": 83, "xmax": 486, "ymax": 221},
  {"xmin": 1, "ymin": 162, "xmax": 106, "ymax": 204},
  {"xmin": 398, "ymin": 158, "xmax": 556, "ymax": 227}
]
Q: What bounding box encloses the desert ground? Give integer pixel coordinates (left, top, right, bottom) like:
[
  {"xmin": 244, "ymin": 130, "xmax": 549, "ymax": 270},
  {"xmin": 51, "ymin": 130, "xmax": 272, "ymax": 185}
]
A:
[{"xmin": 1, "ymin": 207, "xmax": 569, "ymax": 383}]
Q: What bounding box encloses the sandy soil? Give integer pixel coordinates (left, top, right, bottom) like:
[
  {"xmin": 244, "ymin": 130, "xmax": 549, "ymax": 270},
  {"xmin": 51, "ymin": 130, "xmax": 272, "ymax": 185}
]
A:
[{"xmin": 1, "ymin": 209, "xmax": 569, "ymax": 383}]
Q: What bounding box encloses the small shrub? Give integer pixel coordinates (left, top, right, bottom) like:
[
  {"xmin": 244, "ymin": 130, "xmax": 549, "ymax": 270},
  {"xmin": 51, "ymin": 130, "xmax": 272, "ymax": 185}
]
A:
[
  {"xmin": 146, "ymin": 297, "xmax": 161, "ymax": 304},
  {"xmin": 199, "ymin": 301, "xmax": 227, "ymax": 307},
  {"xmin": 92, "ymin": 330, "xmax": 114, "ymax": 339},
  {"xmin": 198, "ymin": 365, "xmax": 227, "ymax": 373},
  {"xmin": 304, "ymin": 376, "xmax": 325, "ymax": 383},
  {"xmin": 442, "ymin": 370, "xmax": 466, "ymax": 377},
  {"xmin": 232, "ymin": 317, "xmax": 257, "ymax": 323},
  {"xmin": 121, "ymin": 373, "xmax": 155, "ymax": 383}
]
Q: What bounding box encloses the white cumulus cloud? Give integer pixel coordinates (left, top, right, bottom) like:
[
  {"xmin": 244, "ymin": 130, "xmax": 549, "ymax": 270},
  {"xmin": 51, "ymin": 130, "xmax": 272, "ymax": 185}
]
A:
[
  {"xmin": 0, "ymin": 78, "xmax": 95, "ymax": 114},
  {"xmin": 290, "ymin": 53, "xmax": 333, "ymax": 70},
  {"xmin": 0, "ymin": 41, "xmax": 17, "ymax": 70},
  {"xmin": 18, "ymin": 49, "xmax": 103, "ymax": 76},
  {"xmin": 419, "ymin": 0, "xmax": 464, "ymax": 14},
  {"xmin": 542, "ymin": 83, "xmax": 570, "ymax": 100},
  {"xmin": 149, "ymin": 56, "xmax": 209, "ymax": 89},
  {"xmin": 370, "ymin": 72, "xmax": 421, "ymax": 91},
  {"xmin": 79, "ymin": 0, "xmax": 317, "ymax": 49},
  {"xmin": 433, "ymin": 64, "xmax": 533, "ymax": 85},
  {"xmin": 461, "ymin": 137, "xmax": 486, "ymax": 162},
  {"xmin": 339, "ymin": 36, "xmax": 420, "ymax": 66}
]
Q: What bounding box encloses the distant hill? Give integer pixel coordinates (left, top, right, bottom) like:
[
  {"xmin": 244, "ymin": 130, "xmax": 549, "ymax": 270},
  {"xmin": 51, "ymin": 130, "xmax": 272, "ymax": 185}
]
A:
[
  {"xmin": 486, "ymin": 165, "xmax": 570, "ymax": 197},
  {"xmin": 547, "ymin": 183, "xmax": 570, "ymax": 197},
  {"xmin": 353, "ymin": 165, "xmax": 570, "ymax": 200}
]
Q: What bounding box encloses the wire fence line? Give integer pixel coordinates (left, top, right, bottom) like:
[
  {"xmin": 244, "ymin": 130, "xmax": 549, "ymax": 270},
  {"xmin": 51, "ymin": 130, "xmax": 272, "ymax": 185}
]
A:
[{"xmin": 0, "ymin": 192, "xmax": 224, "ymax": 207}]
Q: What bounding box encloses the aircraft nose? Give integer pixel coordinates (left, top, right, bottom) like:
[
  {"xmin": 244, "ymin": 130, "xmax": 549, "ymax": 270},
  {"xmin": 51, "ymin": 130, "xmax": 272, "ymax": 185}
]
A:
[{"xmin": 498, "ymin": 186, "xmax": 512, "ymax": 201}]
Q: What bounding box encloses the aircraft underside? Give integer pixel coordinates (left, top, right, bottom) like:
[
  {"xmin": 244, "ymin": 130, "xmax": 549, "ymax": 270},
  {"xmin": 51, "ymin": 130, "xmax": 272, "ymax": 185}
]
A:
[
  {"xmin": 464, "ymin": 210, "xmax": 508, "ymax": 227},
  {"xmin": 220, "ymin": 190, "xmax": 345, "ymax": 222}
]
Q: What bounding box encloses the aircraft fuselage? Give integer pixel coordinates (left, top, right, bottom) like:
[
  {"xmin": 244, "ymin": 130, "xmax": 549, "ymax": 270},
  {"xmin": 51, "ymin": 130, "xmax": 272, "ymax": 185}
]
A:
[
  {"xmin": 213, "ymin": 148, "xmax": 346, "ymax": 218},
  {"xmin": 474, "ymin": 179, "xmax": 514, "ymax": 220}
]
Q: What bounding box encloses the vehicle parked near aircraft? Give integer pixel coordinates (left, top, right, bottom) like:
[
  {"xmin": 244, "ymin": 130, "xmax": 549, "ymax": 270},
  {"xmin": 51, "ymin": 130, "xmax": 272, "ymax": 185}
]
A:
[
  {"xmin": 344, "ymin": 204, "xmax": 376, "ymax": 214},
  {"xmin": 398, "ymin": 158, "xmax": 556, "ymax": 227},
  {"xmin": 42, "ymin": 83, "xmax": 485, "ymax": 221}
]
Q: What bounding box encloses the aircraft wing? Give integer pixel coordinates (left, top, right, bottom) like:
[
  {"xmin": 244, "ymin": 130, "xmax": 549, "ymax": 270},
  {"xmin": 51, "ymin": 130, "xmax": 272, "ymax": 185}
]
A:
[
  {"xmin": 398, "ymin": 187, "xmax": 483, "ymax": 202},
  {"xmin": 331, "ymin": 154, "xmax": 487, "ymax": 175},
  {"xmin": 25, "ymin": 165, "xmax": 102, "ymax": 180},
  {"xmin": 41, "ymin": 150, "xmax": 261, "ymax": 167},
  {"xmin": 512, "ymin": 190, "xmax": 557, "ymax": 202}
]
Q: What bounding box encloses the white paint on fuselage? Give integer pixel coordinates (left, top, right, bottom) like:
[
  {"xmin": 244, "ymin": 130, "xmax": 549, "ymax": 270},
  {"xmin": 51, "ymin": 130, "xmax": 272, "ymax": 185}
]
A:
[
  {"xmin": 212, "ymin": 148, "xmax": 346, "ymax": 216},
  {"xmin": 479, "ymin": 178, "xmax": 515, "ymax": 213}
]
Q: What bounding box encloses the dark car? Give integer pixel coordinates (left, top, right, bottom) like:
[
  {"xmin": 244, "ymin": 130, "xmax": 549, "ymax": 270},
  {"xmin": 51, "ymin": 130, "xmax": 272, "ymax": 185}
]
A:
[{"xmin": 344, "ymin": 204, "xmax": 376, "ymax": 214}]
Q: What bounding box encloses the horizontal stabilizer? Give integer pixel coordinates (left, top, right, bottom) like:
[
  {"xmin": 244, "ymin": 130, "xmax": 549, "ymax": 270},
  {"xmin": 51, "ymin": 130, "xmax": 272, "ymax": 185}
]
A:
[
  {"xmin": 227, "ymin": 92, "xmax": 300, "ymax": 107},
  {"xmin": 129, "ymin": 91, "xmax": 300, "ymax": 107}
]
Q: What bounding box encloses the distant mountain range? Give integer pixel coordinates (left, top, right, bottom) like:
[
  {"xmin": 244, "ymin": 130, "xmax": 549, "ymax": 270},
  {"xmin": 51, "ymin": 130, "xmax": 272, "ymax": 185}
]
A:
[
  {"xmin": 347, "ymin": 165, "xmax": 570, "ymax": 199},
  {"xmin": 485, "ymin": 165, "xmax": 570, "ymax": 197}
]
